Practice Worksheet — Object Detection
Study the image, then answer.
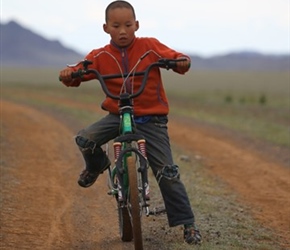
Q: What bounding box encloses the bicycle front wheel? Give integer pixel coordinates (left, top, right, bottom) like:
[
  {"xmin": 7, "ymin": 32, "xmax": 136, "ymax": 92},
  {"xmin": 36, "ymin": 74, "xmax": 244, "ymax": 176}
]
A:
[
  {"xmin": 127, "ymin": 156, "xmax": 143, "ymax": 250},
  {"xmin": 118, "ymin": 202, "xmax": 133, "ymax": 242}
]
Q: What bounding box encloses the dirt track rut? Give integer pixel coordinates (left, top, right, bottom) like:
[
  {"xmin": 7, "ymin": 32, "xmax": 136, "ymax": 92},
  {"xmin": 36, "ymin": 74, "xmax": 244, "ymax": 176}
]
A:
[{"xmin": 1, "ymin": 101, "xmax": 134, "ymax": 250}]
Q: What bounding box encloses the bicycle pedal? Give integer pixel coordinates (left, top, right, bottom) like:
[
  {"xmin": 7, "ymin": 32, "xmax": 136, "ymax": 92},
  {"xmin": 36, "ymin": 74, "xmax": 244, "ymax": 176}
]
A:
[
  {"xmin": 149, "ymin": 207, "xmax": 167, "ymax": 215},
  {"xmin": 107, "ymin": 190, "xmax": 117, "ymax": 196}
]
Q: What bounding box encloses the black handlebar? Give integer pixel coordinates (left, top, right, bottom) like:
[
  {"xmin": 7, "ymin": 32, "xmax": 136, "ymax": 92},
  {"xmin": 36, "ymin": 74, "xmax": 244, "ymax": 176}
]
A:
[{"xmin": 66, "ymin": 58, "xmax": 186, "ymax": 100}]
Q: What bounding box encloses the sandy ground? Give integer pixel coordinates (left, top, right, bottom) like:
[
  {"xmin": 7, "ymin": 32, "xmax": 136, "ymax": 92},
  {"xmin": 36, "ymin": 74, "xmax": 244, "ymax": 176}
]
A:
[{"xmin": 1, "ymin": 100, "xmax": 289, "ymax": 249}]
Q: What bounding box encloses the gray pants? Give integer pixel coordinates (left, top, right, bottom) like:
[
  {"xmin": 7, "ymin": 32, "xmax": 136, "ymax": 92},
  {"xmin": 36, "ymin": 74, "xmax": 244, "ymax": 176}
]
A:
[{"xmin": 77, "ymin": 113, "xmax": 195, "ymax": 227}]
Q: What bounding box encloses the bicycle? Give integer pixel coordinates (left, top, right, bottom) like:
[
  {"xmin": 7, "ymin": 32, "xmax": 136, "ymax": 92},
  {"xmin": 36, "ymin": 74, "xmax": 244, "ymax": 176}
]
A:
[{"xmin": 68, "ymin": 55, "xmax": 186, "ymax": 250}]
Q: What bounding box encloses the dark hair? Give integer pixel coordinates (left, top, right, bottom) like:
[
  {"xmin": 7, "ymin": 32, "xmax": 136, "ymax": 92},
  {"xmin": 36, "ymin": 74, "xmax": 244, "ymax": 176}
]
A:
[{"xmin": 105, "ymin": 1, "xmax": 136, "ymax": 22}]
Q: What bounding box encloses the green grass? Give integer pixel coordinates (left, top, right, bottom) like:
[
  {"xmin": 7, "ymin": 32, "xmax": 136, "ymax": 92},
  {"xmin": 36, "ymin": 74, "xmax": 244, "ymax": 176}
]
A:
[{"xmin": 163, "ymin": 70, "xmax": 289, "ymax": 147}]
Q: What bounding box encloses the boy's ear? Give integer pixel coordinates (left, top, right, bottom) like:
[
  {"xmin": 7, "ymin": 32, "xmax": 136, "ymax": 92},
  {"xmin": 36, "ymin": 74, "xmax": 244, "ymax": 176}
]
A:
[
  {"xmin": 135, "ymin": 20, "xmax": 139, "ymax": 31},
  {"xmin": 103, "ymin": 23, "xmax": 109, "ymax": 34}
]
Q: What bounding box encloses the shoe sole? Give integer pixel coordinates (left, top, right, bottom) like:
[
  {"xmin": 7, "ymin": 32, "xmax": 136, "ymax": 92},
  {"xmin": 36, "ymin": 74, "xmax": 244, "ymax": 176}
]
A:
[{"xmin": 78, "ymin": 161, "xmax": 111, "ymax": 188}]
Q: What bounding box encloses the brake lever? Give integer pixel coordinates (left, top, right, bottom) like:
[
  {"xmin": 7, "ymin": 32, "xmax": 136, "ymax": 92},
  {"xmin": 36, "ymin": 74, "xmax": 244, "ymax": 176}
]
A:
[{"xmin": 82, "ymin": 59, "xmax": 93, "ymax": 70}]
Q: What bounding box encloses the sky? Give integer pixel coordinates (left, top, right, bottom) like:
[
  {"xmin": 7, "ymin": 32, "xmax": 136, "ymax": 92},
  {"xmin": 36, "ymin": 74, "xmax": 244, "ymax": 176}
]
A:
[{"xmin": 1, "ymin": 0, "xmax": 289, "ymax": 57}]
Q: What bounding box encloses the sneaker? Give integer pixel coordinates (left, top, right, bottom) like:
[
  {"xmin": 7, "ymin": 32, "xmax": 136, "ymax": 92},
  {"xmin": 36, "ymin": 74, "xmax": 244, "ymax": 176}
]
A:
[
  {"xmin": 184, "ymin": 226, "xmax": 202, "ymax": 245},
  {"xmin": 78, "ymin": 158, "xmax": 110, "ymax": 188}
]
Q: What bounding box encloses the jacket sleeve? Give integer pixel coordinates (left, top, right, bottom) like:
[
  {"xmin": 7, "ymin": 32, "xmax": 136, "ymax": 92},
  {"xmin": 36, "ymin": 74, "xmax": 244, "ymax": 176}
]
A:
[
  {"xmin": 68, "ymin": 49, "xmax": 101, "ymax": 85},
  {"xmin": 149, "ymin": 38, "xmax": 191, "ymax": 74}
]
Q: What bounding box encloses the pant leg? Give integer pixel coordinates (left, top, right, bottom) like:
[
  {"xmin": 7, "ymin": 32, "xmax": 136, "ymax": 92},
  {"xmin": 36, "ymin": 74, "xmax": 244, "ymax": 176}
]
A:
[
  {"xmin": 76, "ymin": 113, "xmax": 120, "ymax": 171},
  {"xmin": 136, "ymin": 115, "xmax": 195, "ymax": 227},
  {"xmin": 77, "ymin": 113, "xmax": 120, "ymax": 147}
]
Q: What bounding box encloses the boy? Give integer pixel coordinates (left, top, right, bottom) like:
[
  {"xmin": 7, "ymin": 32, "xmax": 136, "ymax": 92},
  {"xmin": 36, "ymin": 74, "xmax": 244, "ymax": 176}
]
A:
[{"xmin": 59, "ymin": 0, "xmax": 201, "ymax": 245}]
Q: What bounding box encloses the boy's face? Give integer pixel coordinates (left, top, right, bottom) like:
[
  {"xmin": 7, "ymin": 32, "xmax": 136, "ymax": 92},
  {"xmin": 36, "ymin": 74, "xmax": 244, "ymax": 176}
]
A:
[{"xmin": 103, "ymin": 7, "xmax": 139, "ymax": 47}]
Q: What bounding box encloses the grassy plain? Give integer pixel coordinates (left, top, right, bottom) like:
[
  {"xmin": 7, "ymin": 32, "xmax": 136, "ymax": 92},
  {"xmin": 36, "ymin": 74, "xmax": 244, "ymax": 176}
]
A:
[
  {"xmin": 2, "ymin": 68, "xmax": 289, "ymax": 148},
  {"xmin": 163, "ymin": 70, "xmax": 289, "ymax": 148},
  {"xmin": 1, "ymin": 68, "xmax": 289, "ymax": 249}
]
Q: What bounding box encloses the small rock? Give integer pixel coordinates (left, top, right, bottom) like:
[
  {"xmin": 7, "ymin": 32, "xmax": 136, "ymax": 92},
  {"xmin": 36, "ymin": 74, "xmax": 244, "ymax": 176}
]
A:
[{"xmin": 179, "ymin": 155, "xmax": 190, "ymax": 162}]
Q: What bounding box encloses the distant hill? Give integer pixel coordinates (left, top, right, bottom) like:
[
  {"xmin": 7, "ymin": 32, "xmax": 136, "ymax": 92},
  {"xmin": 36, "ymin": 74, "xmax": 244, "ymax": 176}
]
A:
[
  {"xmin": 1, "ymin": 20, "xmax": 289, "ymax": 70},
  {"xmin": 189, "ymin": 52, "xmax": 289, "ymax": 71},
  {"xmin": 1, "ymin": 20, "xmax": 83, "ymax": 67}
]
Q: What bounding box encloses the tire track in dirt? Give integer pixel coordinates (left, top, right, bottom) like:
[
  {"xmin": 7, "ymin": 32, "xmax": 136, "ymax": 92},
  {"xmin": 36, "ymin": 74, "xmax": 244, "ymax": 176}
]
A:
[
  {"xmin": 169, "ymin": 119, "xmax": 290, "ymax": 244},
  {"xmin": 0, "ymin": 100, "xmax": 135, "ymax": 250},
  {"xmin": 1, "ymin": 99, "xmax": 193, "ymax": 250}
]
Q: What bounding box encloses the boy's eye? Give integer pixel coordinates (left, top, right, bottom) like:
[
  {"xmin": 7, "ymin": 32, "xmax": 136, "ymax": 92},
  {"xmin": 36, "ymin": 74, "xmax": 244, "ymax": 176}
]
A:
[{"xmin": 112, "ymin": 23, "xmax": 132, "ymax": 29}]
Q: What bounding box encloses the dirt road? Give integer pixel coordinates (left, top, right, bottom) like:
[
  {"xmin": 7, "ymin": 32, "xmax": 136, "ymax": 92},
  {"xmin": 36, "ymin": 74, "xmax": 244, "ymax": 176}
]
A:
[{"xmin": 1, "ymin": 100, "xmax": 289, "ymax": 249}]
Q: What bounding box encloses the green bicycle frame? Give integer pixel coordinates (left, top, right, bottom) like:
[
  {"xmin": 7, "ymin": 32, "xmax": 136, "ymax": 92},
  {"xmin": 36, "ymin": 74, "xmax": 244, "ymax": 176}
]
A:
[
  {"xmin": 111, "ymin": 110, "xmax": 134, "ymax": 200},
  {"xmin": 123, "ymin": 113, "xmax": 132, "ymax": 134},
  {"xmin": 110, "ymin": 90, "xmax": 149, "ymax": 203}
]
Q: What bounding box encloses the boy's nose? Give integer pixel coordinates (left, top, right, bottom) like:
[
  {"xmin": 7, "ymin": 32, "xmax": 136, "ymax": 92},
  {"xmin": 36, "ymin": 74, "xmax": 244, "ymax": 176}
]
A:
[{"xmin": 119, "ymin": 27, "xmax": 126, "ymax": 34}]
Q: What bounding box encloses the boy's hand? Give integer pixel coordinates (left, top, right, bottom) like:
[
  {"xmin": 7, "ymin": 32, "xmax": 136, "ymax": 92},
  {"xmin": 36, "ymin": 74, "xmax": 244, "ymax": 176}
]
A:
[
  {"xmin": 59, "ymin": 67, "xmax": 78, "ymax": 87},
  {"xmin": 176, "ymin": 57, "xmax": 191, "ymax": 73}
]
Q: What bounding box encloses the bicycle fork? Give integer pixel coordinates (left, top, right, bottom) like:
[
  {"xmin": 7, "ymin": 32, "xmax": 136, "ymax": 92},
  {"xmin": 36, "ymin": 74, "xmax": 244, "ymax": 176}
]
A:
[{"xmin": 107, "ymin": 136, "xmax": 150, "ymax": 210}]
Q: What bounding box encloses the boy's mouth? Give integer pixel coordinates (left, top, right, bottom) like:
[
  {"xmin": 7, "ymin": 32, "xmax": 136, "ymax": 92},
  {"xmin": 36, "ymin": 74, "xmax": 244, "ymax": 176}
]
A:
[{"xmin": 118, "ymin": 37, "xmax": 129, "ymax": 45}]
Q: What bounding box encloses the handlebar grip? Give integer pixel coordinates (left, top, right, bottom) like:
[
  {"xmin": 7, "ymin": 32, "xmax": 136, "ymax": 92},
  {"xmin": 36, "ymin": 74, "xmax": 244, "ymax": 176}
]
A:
[
  {"xmin": 71, "ymin": 70, "xmax": 82, "ymax": 78},
  {"xmin": 167, "ymin": 60, "xmax": 178, "ymax": 68},
  {"xmin": 158, "ymin": 58, "xmax": 187, "ymax": 69},
  {"xmin": 58, "ymin": 69, "xmax": 83, "ymax": 82}
]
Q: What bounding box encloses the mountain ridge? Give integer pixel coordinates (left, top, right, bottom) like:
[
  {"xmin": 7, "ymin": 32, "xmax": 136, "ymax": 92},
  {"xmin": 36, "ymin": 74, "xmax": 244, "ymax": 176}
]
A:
[
  {"xmin": 1, "ymin": 20, "xmax": 289, "ymax": 70},
  {"xmin": 1, "ymin": 20, "xmax": 83, "ymax": 67}
]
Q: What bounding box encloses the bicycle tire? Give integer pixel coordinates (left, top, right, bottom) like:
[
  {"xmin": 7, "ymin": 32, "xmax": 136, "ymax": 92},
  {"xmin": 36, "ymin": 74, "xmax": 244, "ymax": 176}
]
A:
[
  {"xmin": 118, "ymin": 202, "xmax": 133, "ymax": 242},
  {"xmin": 127, "ymin": 155, "xmax": 143, "ymax": 250}
]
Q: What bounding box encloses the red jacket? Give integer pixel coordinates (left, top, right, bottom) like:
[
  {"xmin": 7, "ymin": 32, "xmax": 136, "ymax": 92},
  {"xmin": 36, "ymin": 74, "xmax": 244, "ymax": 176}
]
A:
[{"xmin": 70, "ymin": 37, "xmax": 190, "ymax": 116}]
